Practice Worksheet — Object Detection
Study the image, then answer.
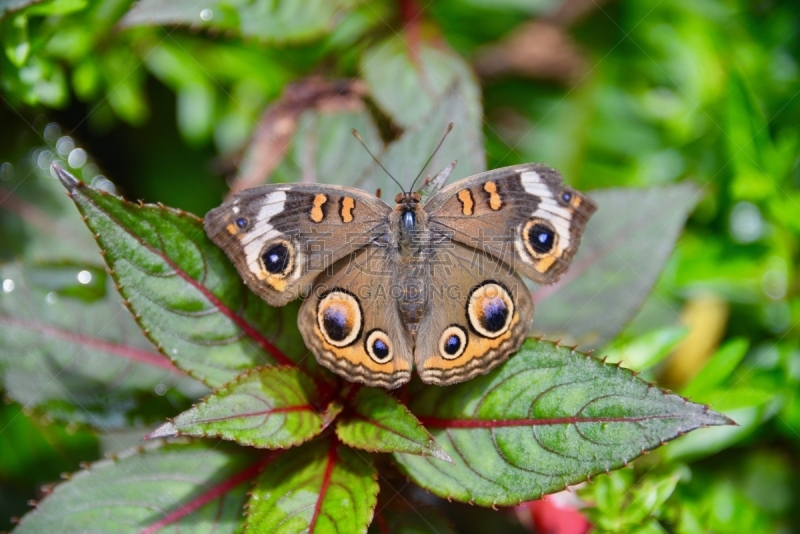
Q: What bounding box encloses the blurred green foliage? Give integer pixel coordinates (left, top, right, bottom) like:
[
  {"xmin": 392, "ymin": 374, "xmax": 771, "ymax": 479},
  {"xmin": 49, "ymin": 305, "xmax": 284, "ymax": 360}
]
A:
[{"xmin": 1, "ymin": 0, "xmax": 799, "ymax": 532}]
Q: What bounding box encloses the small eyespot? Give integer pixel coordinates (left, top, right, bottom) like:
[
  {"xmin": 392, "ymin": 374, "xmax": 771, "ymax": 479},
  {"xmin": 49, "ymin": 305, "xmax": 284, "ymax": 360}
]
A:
[
  {"xmin": 235, "ymin": 217, "xmax": 248, "ymax": 229},
  {"xmin": 561, "ymin": 191, "xmax": 572, "ymax": 203},
  {"xmin": 261, "ymin": 241, "xmax": 292, "ymax": 275},
  {"xmin": 365, "ymin": 329, "xmax": 393, "ymax": 364},
  {"xmin": 467, "ymin": 282, "xmax": 514, "ymax": 339},
  {"xmin": 522, "ymin": 219, "xmax": 557, "ymax": 257},
  {"xmin": 439, "ymin": 325, "xmax": 467, "ymax": 360},
  {"xmin": 317, "ymin": 289, "xmax": 362, "ymax": 348}
]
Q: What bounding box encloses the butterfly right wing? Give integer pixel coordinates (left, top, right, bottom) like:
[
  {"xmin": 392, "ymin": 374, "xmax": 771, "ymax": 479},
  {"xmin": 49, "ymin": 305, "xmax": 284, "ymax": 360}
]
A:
[{"xmin": 205, "ymin": 183, "xmax": 392, "ymax": 306}]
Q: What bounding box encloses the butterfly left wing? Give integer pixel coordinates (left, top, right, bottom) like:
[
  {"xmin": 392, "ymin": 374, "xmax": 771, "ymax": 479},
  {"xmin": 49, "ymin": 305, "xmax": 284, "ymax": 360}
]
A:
[
  {"xmin": 298, "ymin": 246, "xmax": 415, "ymax": 389},
  {"xmin": 423, "ymin": 163, "xmax": 597, "ymax": 285},
  {"xmin": 415, "ymin": 240, "xmax": 534, "ymax": 385},
  {"xmin": 205, "ymin": 184, "xmax": 392, "ymax": 306}
]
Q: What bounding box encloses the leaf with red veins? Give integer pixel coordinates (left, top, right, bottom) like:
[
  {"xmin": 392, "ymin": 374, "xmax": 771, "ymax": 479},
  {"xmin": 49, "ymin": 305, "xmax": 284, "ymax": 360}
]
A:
[
  {"xmin": 246, "ymin": 436, "xmax": 378, "ymax": 534},
  {"xmin": 394, "ymin": 339, "xmax": 733, "ymax": 506},
  {"xmin": 14, "ymin": 438, "xmax": 264, "ymax": 534},
  {"xmin": 54, "ymin": 165, "xmax": 314, "ymax": 388},
  {"xmin": 148, "ymin": 366, "xmax": 342, "ymax": 449},
  {"xmin": 336, "ymin": 387, "xmax": 451, "ymax": 461},
  {"xmin": 0, "ymin": 262, "xmax": 204, "ymax": 428}
]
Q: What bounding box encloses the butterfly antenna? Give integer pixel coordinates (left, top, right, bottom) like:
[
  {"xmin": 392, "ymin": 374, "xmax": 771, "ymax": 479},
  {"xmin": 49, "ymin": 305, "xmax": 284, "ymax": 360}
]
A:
[
  {"xmin": 408, "ymin": 122, "xmax": 454, "ymax": 194},
  {"xmin": 351, "ymin": 129, "xmax": 405, "ymax": 193}
]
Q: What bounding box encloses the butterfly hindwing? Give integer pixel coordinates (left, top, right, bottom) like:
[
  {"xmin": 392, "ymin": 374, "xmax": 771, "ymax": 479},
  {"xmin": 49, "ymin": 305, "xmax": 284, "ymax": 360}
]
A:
[
  {"xmin": 298, "ymin": 246, "xmax": 414, "ymax": 389},
  {"xmin": 415, "ymin": 240, "xmax": 534, "ymax": 385}
]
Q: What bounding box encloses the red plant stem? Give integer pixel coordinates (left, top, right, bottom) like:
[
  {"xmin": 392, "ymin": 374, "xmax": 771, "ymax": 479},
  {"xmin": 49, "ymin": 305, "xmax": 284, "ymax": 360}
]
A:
[
  {"xmin": 308, "ymin": 439, "xmax": 338, "ymax": 532},
  {"xmin": 0, "ymin": 313, "xmax": 181, "ymax": 373},
  {"xmin": 399, "ymin": 0, "xmax": 422, "ymax": 51},
  {"xmin": 158, "ymin": 254, "xmax": 294, "ymax": 368},
  {"xmin": 418, "ymin": 415, "xmax": 680, "ymax": 428},
  {"xmin": 139, "ymin": 454, "xmax": 276, "ymax": 534},
  {"xmin": 185, "ymin": 405, "xmax": 313, "ymax": 424}
]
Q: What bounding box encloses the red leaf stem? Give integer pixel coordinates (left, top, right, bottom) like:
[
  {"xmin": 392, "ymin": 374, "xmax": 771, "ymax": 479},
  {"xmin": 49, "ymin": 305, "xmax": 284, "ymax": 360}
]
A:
[
  {"xmin": 418, "ymin": 415, "xmax": 683, "ymax": 428},
  {"xmin": 158, "ymin": 253, "xmax": 294, "ymax": 368},
  {"xmin": 139, "ymin": 453, "xmax": 277, "ymax": 534},
  {"xmin": 308, "ymin": 438, "xmax": 339, "ymax": 532},
  {"xmin": 0, "ymin": 313, "xmax": 181, "ymax": 374}
]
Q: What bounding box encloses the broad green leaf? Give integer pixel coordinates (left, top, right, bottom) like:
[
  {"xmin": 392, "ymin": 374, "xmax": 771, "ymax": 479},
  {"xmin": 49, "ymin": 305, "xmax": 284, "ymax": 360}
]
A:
[
  {"xmin": 660, "ymin": 387, "xmax": 774, "ymax": 463},
  {"xmin": 0, "ymin": 263, "xmax": 204, "ymax": 428},
  {"xmin": 394, "ymin": 339, "xmax": 731, "ymax": 506},
  {"xmin": 358, "ymin": 87, "xmax": 486, "ymax": 196},
  {"xmin": 681, "ymin": 338, "xmax": 749, "ymax": 398},
  {"xmin": 13, "ymin": 439, "xmax": 260, "ymax": 534},
  {"xmin": 54, "ymin": 166, "xmax": 309, "ymax": 388},
  {"xmin": 0, "ymin": 148, "xmax": 99, "ymax": 263},
  {"xmin": 581, "ymin": 466, "xmax": 685, "ymax": 532},
  {"xmin": 120, "ymin": 0, "xmax": 354, "ymax": 43},
  {"xmin": 725, "ymin": 72, "xmax": 781, "ymax": 201},
  {"xmin": 148, "ymin": 367, "xmax": 341, "ymax": 449},
  {"xmin": 246, "ymin": 436, "xmax": 378, "ymax": 534},
  {"xmin": 532, "ymin": 184, "xmax": 701, "ymax": 349},
  {"xmin": 270, "ymin": 104, "xmax": 382, "ymax": 188},
  {"xmin": 361, "ymin": 37, "xmax": 481, "ymax": 131},
  {"xmin": 602, "ymin": 326, "xmax": 689, "ymax": 371},
  {"xmin": 336, "ymin": 387, "xmax": 451, "ymax": 461}
]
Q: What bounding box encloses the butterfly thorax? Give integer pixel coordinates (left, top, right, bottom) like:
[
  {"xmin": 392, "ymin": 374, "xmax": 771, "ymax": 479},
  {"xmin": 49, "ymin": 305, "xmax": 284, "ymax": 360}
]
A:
[{"xmin": 393, "ymin": 192, "xmax": 427, "ymax": 337}]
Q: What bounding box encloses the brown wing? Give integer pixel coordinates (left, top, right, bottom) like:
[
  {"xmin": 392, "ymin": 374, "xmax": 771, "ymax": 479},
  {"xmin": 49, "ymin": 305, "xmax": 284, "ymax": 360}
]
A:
[
  {"xmin": 298, "ymin": 246, "xmax": 413, "ymax": 389},
  {"xmin": 205, "ymin": 184, "xmax": 392, "ymax": 306},
  {"xmin": 414, "ymin": 240, "xmax": 534, "ymax": 386},
  {"xmin": 424, "ymin": 163, "xmax": 597, "ymax": 285}
]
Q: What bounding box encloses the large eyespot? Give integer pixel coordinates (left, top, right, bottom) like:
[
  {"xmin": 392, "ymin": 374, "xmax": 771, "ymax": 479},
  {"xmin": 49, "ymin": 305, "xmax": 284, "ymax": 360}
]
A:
[
  {"xmin": 522, "ymin": 219, "xmax": 557, "ymax": 256},
  {"xmin": 467, "ymin": 281, "xmax": 514, "ymax": 339},
  {"xmin": 439, "ymin": 325, "xmax": 467, "ymax": 360},
  {"xmin": 317, "ymin": 289, "xmax": 362, "ymax": 347},
  {"xmin": 365, "ymin": 329, "xmax": 393, "ymax": 364},
  {"xmin": 235, "ymin": 217, "xmax": 249, "ymax": 229},
  {"xmin": 260, "ymin": 240, "xmax": 293, "ymax": 276},
  {"xmin": 561, "ymin": 191, "xmax": 572, "ymax": 203}
]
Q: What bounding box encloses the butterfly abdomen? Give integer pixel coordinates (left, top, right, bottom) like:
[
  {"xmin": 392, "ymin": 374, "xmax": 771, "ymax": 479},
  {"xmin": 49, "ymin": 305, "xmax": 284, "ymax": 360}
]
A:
[{"xmin": 393, "ymin": 197, "xmax": 428, "ymax": 338}]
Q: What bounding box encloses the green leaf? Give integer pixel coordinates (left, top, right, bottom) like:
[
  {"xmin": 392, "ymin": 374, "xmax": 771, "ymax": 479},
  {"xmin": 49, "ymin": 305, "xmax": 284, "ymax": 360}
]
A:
[
  {"xmin": 54, "ymin": 166, "xmax": 309, "ymax": 388},
  {"xmin": 246, "ymin": 436, "xmax": 378, "ymax": 533},
  {"xmin": 660, "ymin": 387, "xmax": 772, "ymax": 463},
  {"xmin": 532, "ymin": 184, "xmax": 701, "ymax": 349},
  {"xmin": 336, "ymin": 387, "xmax": 451, "ymax": 461},
  {"xmin": 267, "ymin": 102, "xmax": 382, "ymax": 190},
  {"xmin": 148, "ymin": 366, "xmax": 341, "ymax": 449},
  {"xmin": 120, "ymin": 0, "xmax": 354, "ymax": 43},
  {"xmin": 13, "ymin": 439, "xmax": 260, "ymax": 534},
  {"xmin": 725, "ymin": 71, "xmax": 779, "ymax": 201},
  {"xmin": 602, "ymin": 326, "xmax": 689, "ymax": 371},
  {"xmin": 359, "ymin": 87, "xmax": 486, "ymax": 196},
  {"xmin": 681, "ymin": 338, "xmax": 749, "ymax": 398},
  {"xmin": 0, "ymin": 263, "xmax": 204, "ymax": 428},
  {"xmin": 394, "ymin": 339, "xmax": 731, "ymax": 506},
  {"xmin": 361, "ymin": 37, "xmax": 480, "ymax": 130},
  {"xmin": 0, "ymin": 143, "xmax": 104, "ymax": 263},
  {"xmin": 2, "ymin": 13, "xmax": 29, "ymax": 67}
]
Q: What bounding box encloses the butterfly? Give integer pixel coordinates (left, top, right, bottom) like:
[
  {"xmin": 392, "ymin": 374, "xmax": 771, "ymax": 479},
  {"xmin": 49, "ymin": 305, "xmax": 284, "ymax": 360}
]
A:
[{"xmin": 205, "ymin": 134, "xmax": 596, "ymax": 389}]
